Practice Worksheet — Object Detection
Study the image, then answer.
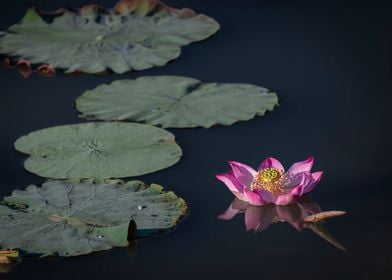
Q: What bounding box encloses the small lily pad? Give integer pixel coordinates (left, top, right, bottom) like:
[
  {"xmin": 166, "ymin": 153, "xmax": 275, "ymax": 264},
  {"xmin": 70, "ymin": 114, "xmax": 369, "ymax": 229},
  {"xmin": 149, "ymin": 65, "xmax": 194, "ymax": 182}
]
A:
[
  {"xmin": 76, "ymin": 76, "xmax": 279, "ymax": 128},
  {"xmin": 14, "ymin": 122, "xmax": 182, "ymax": 179},
  {"xmin": 0, "ymin": 179, "xmax": 187, "ymax": 257},
  {"xmin": 0, "ymin": 0, "xmax": 219, "ymax": 76}
]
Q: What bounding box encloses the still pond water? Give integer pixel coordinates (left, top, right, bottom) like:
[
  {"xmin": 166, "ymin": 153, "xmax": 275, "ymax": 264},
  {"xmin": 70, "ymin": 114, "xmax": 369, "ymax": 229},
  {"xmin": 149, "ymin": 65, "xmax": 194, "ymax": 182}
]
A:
[{"xmin": 0, "ymin": 0, "xmax": 391, "ymax": 279}]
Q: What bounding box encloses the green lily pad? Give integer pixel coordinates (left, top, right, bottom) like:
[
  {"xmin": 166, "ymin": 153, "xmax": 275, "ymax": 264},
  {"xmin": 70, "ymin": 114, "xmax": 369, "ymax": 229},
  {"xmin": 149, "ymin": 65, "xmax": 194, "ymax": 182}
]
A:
[
  {"xmin": 0, "ymin": 0, "xmax": 219, "ymax": 76},
  {"xmin": 0, "ymin": 179, "xmax": 187, "ymax": 257},
  {"xmin": 14, "ymin": 122, "xmax": 182, "ymax": 179},
  {"xmin": 76, "ymin": 76, "xmax": 279, "ymax": 128}
]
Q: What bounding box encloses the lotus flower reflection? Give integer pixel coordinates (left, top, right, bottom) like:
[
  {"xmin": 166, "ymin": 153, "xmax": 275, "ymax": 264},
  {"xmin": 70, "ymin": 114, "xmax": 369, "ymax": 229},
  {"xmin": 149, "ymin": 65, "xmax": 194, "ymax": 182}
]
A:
[
  {"xmin": 219, "ymin": 197, "xmax": 346, "ymax": 251},
  {"xmin": 216, "ymin": 157, "xmax": 323, "ymax": 206}
]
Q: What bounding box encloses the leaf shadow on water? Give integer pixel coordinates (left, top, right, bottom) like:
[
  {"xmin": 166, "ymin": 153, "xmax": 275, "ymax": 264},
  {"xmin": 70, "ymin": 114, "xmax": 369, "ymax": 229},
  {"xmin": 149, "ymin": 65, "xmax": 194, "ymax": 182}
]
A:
[{"xmin": 218, "ymin": 196, "xmax": 347, "ymax": 251}]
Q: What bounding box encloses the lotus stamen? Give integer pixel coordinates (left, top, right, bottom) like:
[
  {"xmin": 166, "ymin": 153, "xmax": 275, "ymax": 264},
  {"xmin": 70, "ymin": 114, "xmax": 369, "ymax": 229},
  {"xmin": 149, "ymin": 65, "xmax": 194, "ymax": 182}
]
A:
[{"xmin": 250, "ymin": 168, "xmax": 285, "ymax": 194}]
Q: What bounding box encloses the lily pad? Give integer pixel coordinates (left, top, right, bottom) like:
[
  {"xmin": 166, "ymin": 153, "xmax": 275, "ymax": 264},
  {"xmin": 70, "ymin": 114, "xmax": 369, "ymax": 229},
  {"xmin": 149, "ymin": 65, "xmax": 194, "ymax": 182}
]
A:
[
  {"xmin": 0, "ymin": 0, "xmax": 219, "ymax": 76},
  {"xmin": 0, "ymin": 179, "xmax": 187, "ymax": 257},
  {"xmin": 14, "ymin": 122, "xmax": 182, "ymax": 179},
  {"xmin": 76, "ymin": 76, "xmax": 279, "ymax": 128}
]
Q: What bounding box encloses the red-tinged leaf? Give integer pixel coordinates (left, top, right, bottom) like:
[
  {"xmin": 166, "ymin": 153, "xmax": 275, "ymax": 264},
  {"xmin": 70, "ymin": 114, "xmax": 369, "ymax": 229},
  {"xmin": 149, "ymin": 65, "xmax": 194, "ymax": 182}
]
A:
[
  {"xmin": 44, "ymin": 8, "xmax": 67, "ymax": 15},
  {"xmin": 96, "ymin": 70, "xmax": 110, "ymax": 76},
  {"xmin": 37, "ymin": 64, "xmax": 56, "ymax": 77},
  {"xmin": 114, "ymin": 0, "xmax": 137, "ymax": 13},
  {"xmin": 65, "ymin": 70, "xmax": 85, "ymax": 77},
  {"xmin": 80, "ymin": 4, "xmax": 105, "ymax": 14},
  {"xmin": 114, "ymin": 0, "xmax": 159, "ymax": 14},
  {"xmin": 15, "ymin": 60, "xmax": 32, "ymax": 78},
  {"xmin": 179, "ymin": 8, "xmax": 197, "ymax": 18},
  {"xmin": 1, "ymin": 58, "xmax": 11, "ymax": 68}
]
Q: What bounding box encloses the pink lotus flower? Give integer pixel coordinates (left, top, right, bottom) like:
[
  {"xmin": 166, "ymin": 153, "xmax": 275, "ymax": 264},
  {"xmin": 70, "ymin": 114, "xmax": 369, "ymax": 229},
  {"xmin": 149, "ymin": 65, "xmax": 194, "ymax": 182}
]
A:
[{"xmin": 216, "ymin": 157, "xmax": 323, "ymax": 206}]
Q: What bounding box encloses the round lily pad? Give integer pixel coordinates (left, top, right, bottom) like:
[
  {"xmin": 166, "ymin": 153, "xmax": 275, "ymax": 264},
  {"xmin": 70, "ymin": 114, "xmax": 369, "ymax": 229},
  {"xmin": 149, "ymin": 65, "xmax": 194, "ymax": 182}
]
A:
[
  {"xmin": 76, "ymin": 76, "xmax": 279, "ymax": 128},
  {"xmin": 0, "ymin": 179, "xmax": 187, "ymax": 257},
  {"xmin": 14, "ymin": 122, "xmax": 182, "ymax": 179},
  {"xmin": 0, "ymin": 0, "xmax": 219, "ymax": 76}
]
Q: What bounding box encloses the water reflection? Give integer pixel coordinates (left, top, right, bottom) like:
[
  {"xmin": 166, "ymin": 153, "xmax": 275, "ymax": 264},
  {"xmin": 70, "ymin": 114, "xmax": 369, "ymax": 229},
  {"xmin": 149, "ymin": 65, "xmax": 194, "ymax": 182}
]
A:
[
  {"xmin": 219, "ymin": 197, "xmax": 346, "ymax": 251},
  {"xmin": 0, "ymin": 256, "xmax": 21, "ymax": 273}
]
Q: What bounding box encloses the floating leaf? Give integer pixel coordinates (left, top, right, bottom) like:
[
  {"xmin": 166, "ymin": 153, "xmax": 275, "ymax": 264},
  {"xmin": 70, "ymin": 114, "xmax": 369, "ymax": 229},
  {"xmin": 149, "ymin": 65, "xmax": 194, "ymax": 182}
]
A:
[
  {"xmin": 0, "ymin": 180, "xmax": 187, "ymax": 257},
  {"xmin": 0, "ymin": 0, "xmax": 219, "ymax": 77},
  {"xmin": 303, "ymin": 211, "xmax": 346, "ymax": 222},
  {"xmin": 76, "ymin": 76, "xmax": 279, "ymax": 128},
  {"xmin": 14, "ymin": 122, "xmax": 182, "ymax": 179}
]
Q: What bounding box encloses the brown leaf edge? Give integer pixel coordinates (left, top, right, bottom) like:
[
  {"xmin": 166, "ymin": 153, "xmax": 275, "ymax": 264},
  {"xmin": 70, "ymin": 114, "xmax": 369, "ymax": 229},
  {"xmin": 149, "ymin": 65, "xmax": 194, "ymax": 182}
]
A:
[{"xmin": 1, "ymin": 58, "xmax": 55, "ymax": 79}]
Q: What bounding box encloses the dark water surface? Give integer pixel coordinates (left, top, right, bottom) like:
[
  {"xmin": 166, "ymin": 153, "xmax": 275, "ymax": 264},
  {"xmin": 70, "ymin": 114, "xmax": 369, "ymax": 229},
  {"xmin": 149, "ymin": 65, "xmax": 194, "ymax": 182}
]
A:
[{"xmin": 1, "ymin": 0, "xmax": 392, "ymax": 279}]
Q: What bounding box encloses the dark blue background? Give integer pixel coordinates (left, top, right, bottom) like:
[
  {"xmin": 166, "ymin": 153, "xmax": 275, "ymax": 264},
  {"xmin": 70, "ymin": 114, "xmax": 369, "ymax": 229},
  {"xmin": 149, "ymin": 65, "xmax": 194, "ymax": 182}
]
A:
[{"xmin": 1, "ymin": 0, "xmax": 391, "ymax": 279}]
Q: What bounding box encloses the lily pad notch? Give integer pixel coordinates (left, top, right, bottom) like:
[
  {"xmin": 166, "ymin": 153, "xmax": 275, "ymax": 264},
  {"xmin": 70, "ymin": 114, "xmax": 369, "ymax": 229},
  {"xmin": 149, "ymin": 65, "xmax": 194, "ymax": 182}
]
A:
[
  {"xmin": 0, "ymin": 179, "xmax": 187, "ymax": 257},
  {"xmin": 76, "ymin": 76, "xmax": 279, "ymax": 128},
  {"xmin": 0, "ymin": 0, "xmax": 220, "ymax": 78}
]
